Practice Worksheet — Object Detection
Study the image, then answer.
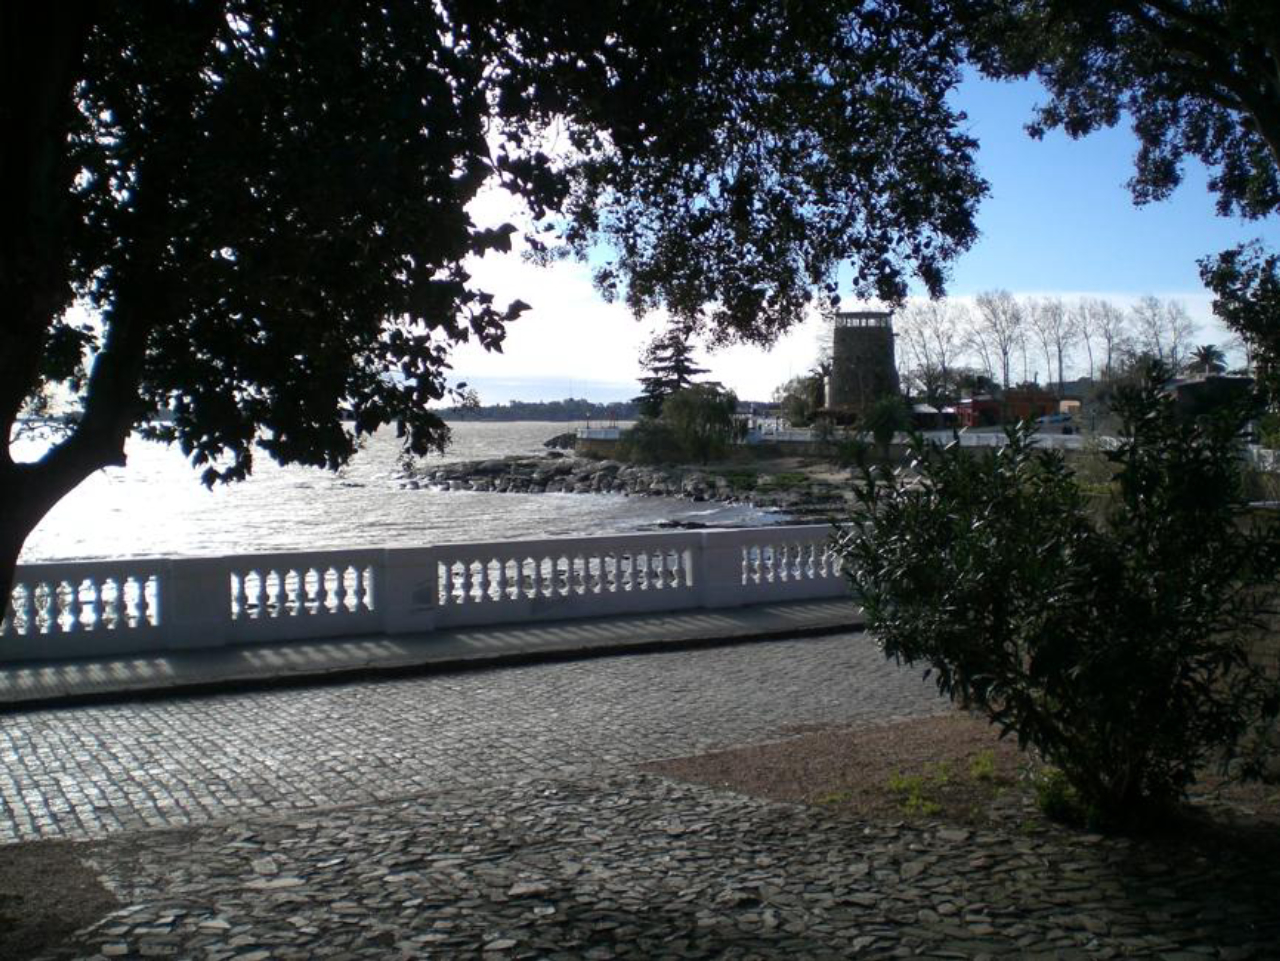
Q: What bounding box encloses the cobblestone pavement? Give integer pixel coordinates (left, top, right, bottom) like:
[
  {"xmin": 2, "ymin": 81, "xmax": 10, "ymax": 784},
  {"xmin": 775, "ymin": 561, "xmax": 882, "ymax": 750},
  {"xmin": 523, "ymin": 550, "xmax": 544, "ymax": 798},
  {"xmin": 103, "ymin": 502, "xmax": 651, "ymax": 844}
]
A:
[
  {"xmin": 0, "ymin": 633, "xmax": 942, "ymax": 843},
  {"xmin": 49, "ymin": 774, "xmax": 1280, "ymax": 960}
]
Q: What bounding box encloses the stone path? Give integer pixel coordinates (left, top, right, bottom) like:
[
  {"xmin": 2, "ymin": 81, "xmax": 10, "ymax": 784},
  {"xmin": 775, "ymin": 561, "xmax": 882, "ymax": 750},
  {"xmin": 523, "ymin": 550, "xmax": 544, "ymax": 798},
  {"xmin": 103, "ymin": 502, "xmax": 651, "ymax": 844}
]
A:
[
  {"xmin": 48, "ymin": 775, "xmax": 1280, "ymax": 959},
  {"xmin": 6, "ymin": 633, "xmax": 1278, "ymax": 959},
  {"xmin": 0, "ymin": 633, "xmax": 939, "ymax": 842}
]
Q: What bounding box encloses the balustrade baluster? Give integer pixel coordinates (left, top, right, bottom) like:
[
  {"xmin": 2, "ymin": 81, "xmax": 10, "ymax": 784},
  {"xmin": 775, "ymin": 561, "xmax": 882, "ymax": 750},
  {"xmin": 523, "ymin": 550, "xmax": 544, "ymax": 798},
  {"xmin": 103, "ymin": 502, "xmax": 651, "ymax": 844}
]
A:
[
  {"xmin": 96, "ymin": 578, "xmax": 115, "ymax": 629},
  {"xmin": 132, "ymin": 575, "xmax": 149, "ymax": 626},
  {"xmin": 360, "ymin": 566, "xmax": 375, "ymax": 611},
  {"xmin": 249, "ymin": 570, "xmax": 266, "ymax": 619},
  {"xmin": 345, "ymin": 566, "xmax": 363, "ymax": 612},
  {"xmin": 329, "ymin": 566, "xmax": 346, "ymax": 613},
  {"xmin": 489, "ymin": 559, "xmax": 503, "ymax": 602}
]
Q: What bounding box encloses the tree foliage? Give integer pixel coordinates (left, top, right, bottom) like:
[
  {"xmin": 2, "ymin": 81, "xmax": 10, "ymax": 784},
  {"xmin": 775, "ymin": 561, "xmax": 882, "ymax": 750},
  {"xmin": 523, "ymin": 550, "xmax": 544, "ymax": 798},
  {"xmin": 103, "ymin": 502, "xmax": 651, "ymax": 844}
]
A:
[
  {"xmin": 660, "ymin": 384, "xmax": 741, "ymax": 463},
  {"xmin": 1, "ymin": 0, "xmax": 987, "ymax": 592},
  {"xmin": 772, "ymin": 375, "xmax": 824, "ymax": 427},
  {"xmin": 962, "ymin": 1, "xmax": 1280, "ymax": 219},
  {"xmin": 634, "ymin": 326, "xmax": 710, "ymax": 419},
  {"xmin": 837, "ymin": 364, "xmax": 1280, "ymax": 825},
  {"xmin": 1200, "ymin": 242, "xmax": 1280, "ymax": 397},
  {"xmin": 962, "ymin": 3, "xmax": 1279, "ymax": 386}
]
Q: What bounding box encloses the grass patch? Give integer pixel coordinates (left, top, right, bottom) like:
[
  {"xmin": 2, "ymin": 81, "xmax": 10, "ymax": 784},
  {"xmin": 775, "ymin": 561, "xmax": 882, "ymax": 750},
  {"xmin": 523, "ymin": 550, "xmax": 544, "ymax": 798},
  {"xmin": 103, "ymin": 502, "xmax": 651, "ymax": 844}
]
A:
[{"xmin": 756, "ymin": 471, "xmax": 810, "ymax": 492}]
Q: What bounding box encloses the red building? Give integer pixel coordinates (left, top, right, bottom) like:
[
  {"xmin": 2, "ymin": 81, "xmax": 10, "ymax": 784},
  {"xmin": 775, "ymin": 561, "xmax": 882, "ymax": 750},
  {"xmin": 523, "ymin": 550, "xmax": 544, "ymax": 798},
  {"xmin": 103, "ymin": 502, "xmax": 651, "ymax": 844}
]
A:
[{"xmin": 955, "ymin": 389, "xmax": 1059, "ymax": 428}]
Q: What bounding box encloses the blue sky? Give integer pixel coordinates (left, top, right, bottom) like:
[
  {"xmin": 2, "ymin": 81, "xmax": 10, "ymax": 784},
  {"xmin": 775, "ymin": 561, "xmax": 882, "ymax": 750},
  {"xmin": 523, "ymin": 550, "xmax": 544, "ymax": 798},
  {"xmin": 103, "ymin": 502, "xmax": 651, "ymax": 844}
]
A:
[
  {"xmin": 946, "ymin": 74, "xmax": 1278, "ymax": 297},
  {"xmin": 450, "ymin": 73, "xmax": 1279, "ymax": 405}
]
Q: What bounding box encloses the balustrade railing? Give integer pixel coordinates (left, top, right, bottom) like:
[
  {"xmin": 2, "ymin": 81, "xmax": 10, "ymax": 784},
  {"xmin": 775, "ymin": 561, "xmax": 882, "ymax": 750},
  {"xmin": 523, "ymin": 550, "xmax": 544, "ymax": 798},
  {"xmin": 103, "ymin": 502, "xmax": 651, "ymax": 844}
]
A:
[{"xmin": 2, "ymin": 526, "xmax": 847, "ymax": 662}]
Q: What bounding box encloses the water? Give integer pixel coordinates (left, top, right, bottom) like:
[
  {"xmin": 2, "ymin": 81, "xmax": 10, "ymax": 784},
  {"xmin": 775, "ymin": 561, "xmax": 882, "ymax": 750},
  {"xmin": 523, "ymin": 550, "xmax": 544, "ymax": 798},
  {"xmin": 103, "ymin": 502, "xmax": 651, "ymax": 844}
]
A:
[{"xmin": 16, "ymin": 422, "xmax": 784, "ymax": 563}]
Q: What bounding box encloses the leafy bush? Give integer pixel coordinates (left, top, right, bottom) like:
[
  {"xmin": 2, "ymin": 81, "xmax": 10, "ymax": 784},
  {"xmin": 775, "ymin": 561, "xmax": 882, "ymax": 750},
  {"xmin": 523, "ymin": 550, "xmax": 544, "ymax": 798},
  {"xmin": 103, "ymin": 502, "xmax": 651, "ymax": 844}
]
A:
[
  {"xmin": 616, "ymin": 418, "xmax": 682, "ymax": 464},
  {"xmin": 836, "ymin": 364, "xmax": 1280, "ymax": 826},
  {"xmin": 861, "ymin": 395, "xmax": 910, "ymax": 457},
  {"xmin": 660, "ymin": 384, "xmax": 739, "ymax": 462},
  {"xmin": 1259, "ymin": 411, "xmax": 1280, "ymax": 450},
  {"xmin": 833, "ymin": 435, "xmax": 871, "ymax": 468}
]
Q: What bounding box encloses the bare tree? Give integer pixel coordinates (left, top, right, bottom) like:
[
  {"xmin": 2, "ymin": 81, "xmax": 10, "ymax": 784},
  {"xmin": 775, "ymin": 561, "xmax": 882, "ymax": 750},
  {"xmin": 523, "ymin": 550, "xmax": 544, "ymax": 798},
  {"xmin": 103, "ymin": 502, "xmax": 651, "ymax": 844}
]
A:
[
  {"xmin": 895, "ymin": 300, "xmax": 968, "ymax": 405},
  {"xmin": 973, "ymin": 290, "xmax": 1026, "ymax": 388},
  {"xmin": 1071, "ymin": 300, "xmax": 1096, "ymax": 380},
  {"xmin": 1029, "ymin": 297, "xmax": 1077, "ymax": 395},
  {"xmin": 1131, "ymin": 296, "xmax": 1198, "ymax": 372},
  {"xmin": 1081, "ymin": 298, "xmax": 1130, "ymax": 380}
]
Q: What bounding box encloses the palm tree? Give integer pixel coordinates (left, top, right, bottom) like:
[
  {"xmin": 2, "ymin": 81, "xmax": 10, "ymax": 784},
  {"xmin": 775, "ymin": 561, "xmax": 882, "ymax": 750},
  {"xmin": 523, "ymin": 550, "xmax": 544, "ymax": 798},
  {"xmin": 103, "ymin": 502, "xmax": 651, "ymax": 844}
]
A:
[{"xmin": 1190, "ymin": 344, "xmax": 1227, "ymax": 376}]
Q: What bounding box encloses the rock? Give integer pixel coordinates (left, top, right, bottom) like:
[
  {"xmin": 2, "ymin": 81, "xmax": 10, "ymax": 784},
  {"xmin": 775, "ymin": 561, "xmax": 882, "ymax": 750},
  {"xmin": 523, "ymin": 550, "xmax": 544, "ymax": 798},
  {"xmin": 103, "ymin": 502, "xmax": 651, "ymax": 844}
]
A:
[{"xmin": 543, "ymin": 432, "xmax": 577, "ymax": 449}]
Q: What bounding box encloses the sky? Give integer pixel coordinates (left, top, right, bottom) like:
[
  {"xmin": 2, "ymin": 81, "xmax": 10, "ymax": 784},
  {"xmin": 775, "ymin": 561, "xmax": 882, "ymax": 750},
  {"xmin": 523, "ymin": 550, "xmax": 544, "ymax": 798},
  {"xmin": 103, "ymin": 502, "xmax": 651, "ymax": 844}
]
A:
[{"xmin": 447, "ymin": 73, "xmax": 1280, "ymax": 406}]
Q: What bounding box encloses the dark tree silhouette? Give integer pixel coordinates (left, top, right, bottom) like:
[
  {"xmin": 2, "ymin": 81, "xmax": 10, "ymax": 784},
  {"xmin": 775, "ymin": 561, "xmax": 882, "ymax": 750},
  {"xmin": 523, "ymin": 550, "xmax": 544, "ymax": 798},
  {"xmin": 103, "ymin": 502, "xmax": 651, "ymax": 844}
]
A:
[
  {"xmin": 963, "ymin": 1, "xmax": 1280, "ymax": 217},
  {"xmin": 1200, "ymin": 243, "xmax": 1280, "ymax": 395},
  {"xmin": 2, "ymin": 1, "xmax": 987, "ymax": 596},
  {"xmin": 1190, "ymin": 343, "xmax": 1228, "ymax": 375},
  {"xmin": 634, "ymin": 327, "xmax": 711, "ymax": 419}
]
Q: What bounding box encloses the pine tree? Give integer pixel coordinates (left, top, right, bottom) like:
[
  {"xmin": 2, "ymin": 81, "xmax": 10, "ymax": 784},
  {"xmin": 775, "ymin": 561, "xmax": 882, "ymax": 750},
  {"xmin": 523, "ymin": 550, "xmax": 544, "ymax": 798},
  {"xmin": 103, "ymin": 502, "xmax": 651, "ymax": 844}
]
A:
[{"xmin": 635, "ymin": 328, "xmax": 710, "ymax": 418}]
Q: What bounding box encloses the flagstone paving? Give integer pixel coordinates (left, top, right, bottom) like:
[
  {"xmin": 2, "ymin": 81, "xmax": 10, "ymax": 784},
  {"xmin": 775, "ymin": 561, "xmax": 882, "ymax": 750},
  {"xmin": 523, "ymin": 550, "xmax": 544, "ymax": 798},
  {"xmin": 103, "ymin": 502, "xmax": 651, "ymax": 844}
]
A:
[{"xmin": 46, "ymin": 774, "xmax": 1280, "ymax": 959}]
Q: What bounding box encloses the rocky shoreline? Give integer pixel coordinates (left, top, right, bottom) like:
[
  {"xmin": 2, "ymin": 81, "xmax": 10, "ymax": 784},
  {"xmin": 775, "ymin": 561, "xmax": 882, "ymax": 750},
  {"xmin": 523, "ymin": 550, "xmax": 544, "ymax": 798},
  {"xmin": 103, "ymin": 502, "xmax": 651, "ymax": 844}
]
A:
[{"xmin": 401, "ymin": 452, "xmax": 852, "ymax": 522}]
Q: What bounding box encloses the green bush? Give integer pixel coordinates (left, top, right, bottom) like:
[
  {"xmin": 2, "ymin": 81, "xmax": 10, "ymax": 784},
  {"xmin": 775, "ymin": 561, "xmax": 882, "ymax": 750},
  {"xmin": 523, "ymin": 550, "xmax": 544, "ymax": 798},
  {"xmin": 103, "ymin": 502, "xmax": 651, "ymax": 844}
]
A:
[
  {"xmin": 660, "ymin": 384, "xmax": 739, "ymax": 462},
  {"xmin": 616, "ymin": 418, "xmax": 682, "ymax": 464},
  {"xmin": 834, "ymin": 435, "xmax": 871, "ymax": 468},
  {"xmin": 1259, "ymin": 411, "xmax": 1280, "ymax": 450},
  {"xmin": 836, "ymin": 364, "xmax": 1280, "ymax": 827}
]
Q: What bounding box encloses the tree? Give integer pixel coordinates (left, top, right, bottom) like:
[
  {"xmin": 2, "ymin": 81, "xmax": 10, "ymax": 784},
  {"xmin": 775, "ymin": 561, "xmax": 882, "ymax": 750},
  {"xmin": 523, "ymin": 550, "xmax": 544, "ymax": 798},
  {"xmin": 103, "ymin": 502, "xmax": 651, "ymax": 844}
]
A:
[
  {"xmin": 660, "ymin": 384, "xmax": 740, "ymax": 462},
  {"xmin": 2, "ymin": 1, "xmax": 989, "ymax": 597},
  {"xmin": 837, "ymin": 364, "xmax": 1280, "ymax": 826},
  {"xmin": 1130, "ymin": 295, "xmax": 1198, "ymax": 372},
  {"xmin": 1028, "ymin": 297, "xmax": 1076, "ymax": 394},
  {"xmin": 634, "ymin": 326, "xmax": 710, "ymax": 419},
  {"xmin": 962, "ymin": 3, "xmax": 1280, "ymax": 385},
  {"xmin": 896, "ymin": 300, "xmax": 967, "ymax": 406},
  {"xmin": 1190, "ymin": 343, "xmax": 1228, "ymax": 375},
  {"xmin": 1077, "ymin": 297, "xmax": 1130, "ymax": 381},
  {"xmin": 772, "ymin": 375, "xmax": 823, "ymax": 427},
  {"xmin": 861, "ymin": 394, "xmax": 910, "ymax": 460},
  {"xmin": 972, "ymin": 290, "xmax": 1026, "ymax": 387},
  {"xmin": 962, "ymin": 2, "xmax": 1280, "ymax": 219},
  {"xmin": 1200, "ymin": 242, "xmax": 1280, "ymax": 397}
]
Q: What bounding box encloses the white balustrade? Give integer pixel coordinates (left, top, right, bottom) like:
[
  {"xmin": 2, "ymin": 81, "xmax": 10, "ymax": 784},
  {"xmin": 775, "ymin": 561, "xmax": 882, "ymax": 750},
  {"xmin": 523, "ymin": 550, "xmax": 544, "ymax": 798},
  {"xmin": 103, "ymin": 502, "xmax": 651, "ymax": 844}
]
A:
[{"xmin": 3, "ymin": 526, "xmax": 849, "ymax": 662}]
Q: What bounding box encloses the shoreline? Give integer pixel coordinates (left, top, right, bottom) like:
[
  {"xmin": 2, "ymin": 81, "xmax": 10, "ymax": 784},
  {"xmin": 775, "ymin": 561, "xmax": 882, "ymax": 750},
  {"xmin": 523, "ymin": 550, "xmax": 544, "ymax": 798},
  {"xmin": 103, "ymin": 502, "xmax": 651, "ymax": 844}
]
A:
[{"xmin": 400, "ymin": 451, "xmax": 854, "ymax": 525}]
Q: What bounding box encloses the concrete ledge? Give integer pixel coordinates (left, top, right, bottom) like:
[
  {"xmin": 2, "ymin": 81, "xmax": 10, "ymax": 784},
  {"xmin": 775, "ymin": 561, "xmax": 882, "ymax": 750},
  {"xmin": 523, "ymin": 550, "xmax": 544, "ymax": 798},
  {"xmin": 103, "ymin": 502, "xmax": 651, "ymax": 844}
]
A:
[{"xmin": 0, "ymin": 598, "xmax": 865, "ymax": 712}]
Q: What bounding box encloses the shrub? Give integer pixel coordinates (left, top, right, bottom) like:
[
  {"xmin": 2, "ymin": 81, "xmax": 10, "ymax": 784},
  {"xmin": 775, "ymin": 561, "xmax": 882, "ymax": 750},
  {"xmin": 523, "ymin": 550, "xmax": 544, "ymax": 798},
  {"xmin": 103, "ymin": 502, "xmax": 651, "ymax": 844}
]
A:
[
  {"xmin": 835, "ymin": 363, "xmax": 1280, "ymax": 827},
  {"xmin": 861, "ymin": 395, "xmax": 910, "ymax": 458},
  {"xmin": 833, "ymin": 434, "xmax": 871, "ymax": 468},
  {"xmin": 660, "ymin": 384, "xmax": 739, "ymax": 462},
  {"xmin": 616, "ymin": 418, "xmax": 682, "ymax": 464}
]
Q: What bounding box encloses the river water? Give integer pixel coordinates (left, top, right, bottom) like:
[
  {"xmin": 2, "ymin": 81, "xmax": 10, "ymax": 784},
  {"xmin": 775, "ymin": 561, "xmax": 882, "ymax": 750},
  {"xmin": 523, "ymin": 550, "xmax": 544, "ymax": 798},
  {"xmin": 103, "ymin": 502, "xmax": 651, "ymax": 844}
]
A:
[{"xmin": 16, "ymin": 422, "xmax": 783, "ymax": 563}]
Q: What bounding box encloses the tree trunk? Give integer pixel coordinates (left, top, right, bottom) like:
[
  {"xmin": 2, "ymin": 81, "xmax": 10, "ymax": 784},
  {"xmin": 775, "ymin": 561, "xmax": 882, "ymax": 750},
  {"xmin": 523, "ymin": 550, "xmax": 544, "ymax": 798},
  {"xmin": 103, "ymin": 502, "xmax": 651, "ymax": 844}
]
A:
[
  {"xmin": 0, "ymin": 439, "xmax": 127, "ymax": 606},
  {"xmin": 0, "ymin": 465, "xmax": 51, "ymax": 612}
]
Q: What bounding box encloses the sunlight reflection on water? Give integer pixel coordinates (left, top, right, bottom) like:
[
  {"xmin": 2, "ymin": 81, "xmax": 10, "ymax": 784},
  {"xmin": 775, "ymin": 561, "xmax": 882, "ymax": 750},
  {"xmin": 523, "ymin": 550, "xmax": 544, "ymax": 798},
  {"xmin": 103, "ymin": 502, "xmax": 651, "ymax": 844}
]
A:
[{"xmin": 18, "ymin": 422, "xmax": 783, "ymax": 562}]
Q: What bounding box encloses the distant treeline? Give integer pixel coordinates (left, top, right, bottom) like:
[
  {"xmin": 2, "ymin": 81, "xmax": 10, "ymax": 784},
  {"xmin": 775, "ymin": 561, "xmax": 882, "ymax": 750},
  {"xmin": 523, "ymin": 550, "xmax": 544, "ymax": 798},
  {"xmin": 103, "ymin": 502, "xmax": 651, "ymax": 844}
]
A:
[
  {"xmin": 440, "ymin": 398, "xmax": 642, "ymax": 421},
  {"xmin": 440, "ymin": 395, "xmax": 777, "ymax": 421}
]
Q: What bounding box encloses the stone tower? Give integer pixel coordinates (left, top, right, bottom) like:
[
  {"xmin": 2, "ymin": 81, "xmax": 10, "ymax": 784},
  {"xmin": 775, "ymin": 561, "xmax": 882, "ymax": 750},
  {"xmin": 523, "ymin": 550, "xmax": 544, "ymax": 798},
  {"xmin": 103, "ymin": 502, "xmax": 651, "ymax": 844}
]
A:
[{"xmin": 827, "ymin": 310, "xmax": 899, "ymax": 415}]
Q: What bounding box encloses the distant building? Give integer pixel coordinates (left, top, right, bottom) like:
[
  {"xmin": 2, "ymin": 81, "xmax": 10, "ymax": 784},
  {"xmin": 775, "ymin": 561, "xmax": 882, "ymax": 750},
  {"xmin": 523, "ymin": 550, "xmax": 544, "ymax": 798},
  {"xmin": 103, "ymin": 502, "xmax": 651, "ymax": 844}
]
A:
[
  {"xmin": 1162, "ymin": 373, "xmax": 1254, "ymax": 419},
  {"xmin": 955, "ymin": 388, "xmax": 1059, "ymax": 428},
  {"xmin": 826, "ymin": 310, "xmax": 899, "ymax": 417}
]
